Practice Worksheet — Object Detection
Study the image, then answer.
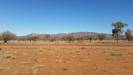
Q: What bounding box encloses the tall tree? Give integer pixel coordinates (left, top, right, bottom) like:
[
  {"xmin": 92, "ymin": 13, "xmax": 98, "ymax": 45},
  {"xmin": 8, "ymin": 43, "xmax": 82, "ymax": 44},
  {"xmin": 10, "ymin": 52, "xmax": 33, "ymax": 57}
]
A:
[{"xmin": 112, "ymin": 21, "xmax": 127, "ymax": 43}]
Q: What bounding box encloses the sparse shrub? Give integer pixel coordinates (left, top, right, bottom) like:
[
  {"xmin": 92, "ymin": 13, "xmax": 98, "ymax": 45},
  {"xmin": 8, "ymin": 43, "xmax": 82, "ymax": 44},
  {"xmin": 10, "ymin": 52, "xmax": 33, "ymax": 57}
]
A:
[
  {"xmin": 82, "ymin": 35, "xmax": 93, "ymax": 42},
  {"xmin": 26, "ymin": 34, "xmax": 39, "ymax": 41},
  {"xmin": 49, "ymin": 38, "xmax": 56, "ymax": 42},
  {"xmin": 97, "ymin": 33, "xmax": 105, "ymax": 41},
  {"xmin": 110, "ymin": 52, "xmax": 122, "ymax": 56},
  {"xmin": 0, "ymin": 33, "xmax": 2, "ymax": 41},
  {"xmin": 125, "ymin": 29, "xmax": 133, "ymax": 41},
  {"xmin": 17, "ymin": 36, "xmax": 27, "ymax": 41},
  {"xmin": 62, "ymin": 35, "xmax": 74, "ymax": 42}
]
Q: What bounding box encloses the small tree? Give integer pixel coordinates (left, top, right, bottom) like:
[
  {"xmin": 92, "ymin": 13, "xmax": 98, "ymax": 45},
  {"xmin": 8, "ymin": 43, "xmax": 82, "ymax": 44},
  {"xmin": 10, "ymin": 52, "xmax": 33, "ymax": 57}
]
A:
[
  {"xmin": 125, "ymin": 29, "xmax": 133, "ymax": 41},
  {"xmin": 1, "ymin": 31, "xmax": 16, "ymax": 43}
]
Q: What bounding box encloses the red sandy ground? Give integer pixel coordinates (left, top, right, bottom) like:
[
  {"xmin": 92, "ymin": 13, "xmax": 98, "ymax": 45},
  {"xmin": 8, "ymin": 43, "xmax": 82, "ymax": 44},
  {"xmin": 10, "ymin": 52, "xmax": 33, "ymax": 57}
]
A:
[{"xmin": 0, "ymin": 43, "xmax": 133, "ymax": 75}]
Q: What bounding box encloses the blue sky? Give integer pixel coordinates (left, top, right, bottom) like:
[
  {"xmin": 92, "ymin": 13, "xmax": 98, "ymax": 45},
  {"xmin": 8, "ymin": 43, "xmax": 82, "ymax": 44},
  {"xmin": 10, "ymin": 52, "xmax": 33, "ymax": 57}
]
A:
[{"xmin": 0, "ymin": 0, "xmax": 133, "ymax": 35}]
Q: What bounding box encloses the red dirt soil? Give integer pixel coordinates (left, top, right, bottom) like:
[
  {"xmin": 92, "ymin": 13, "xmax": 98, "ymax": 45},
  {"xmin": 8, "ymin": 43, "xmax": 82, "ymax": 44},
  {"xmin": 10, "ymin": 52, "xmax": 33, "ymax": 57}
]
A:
[{"xmin": 0, "ymin": 43, "xmax": 133, "ymax": 75}]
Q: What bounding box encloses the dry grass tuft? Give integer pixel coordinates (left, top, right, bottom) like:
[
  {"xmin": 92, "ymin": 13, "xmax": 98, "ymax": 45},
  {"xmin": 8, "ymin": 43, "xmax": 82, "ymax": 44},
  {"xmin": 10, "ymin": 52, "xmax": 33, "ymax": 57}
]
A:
[{"xmin": 32, "ymin": 64, "xmax": 44, "ymax": 75}]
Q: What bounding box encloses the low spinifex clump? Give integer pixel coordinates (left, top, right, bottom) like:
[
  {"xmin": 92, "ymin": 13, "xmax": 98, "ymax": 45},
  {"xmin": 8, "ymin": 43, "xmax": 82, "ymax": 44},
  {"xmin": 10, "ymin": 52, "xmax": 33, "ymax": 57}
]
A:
[{"xmin": 110, "ymin": 53, "xmax": 122, "ymax": 56}]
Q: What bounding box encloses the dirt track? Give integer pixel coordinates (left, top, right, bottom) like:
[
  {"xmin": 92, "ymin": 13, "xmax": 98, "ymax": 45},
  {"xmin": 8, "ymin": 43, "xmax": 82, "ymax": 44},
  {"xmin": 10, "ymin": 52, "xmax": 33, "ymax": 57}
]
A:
[{"xmin": 0, "ymin": 43, "xmax": 133, "ymax": 75}]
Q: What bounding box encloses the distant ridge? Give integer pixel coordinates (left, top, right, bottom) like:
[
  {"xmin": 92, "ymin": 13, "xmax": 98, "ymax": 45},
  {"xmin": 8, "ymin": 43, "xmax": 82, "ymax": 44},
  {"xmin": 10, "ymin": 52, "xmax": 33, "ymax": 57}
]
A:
[{"xmin": 22, "ymin": 32, "xmax": 112, "ymax": 39}]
